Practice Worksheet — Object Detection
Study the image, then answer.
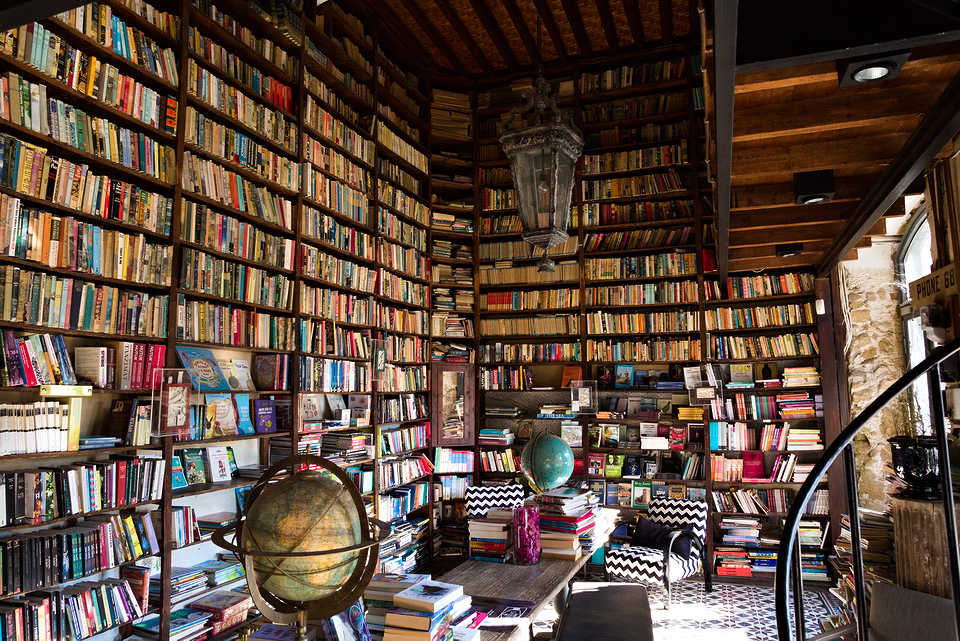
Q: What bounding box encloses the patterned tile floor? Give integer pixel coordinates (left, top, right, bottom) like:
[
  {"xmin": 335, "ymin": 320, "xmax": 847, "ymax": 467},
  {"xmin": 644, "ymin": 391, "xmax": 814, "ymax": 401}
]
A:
[{"xmin": 533, "ymin": 581, "xmax": 838, "ymax": 641}]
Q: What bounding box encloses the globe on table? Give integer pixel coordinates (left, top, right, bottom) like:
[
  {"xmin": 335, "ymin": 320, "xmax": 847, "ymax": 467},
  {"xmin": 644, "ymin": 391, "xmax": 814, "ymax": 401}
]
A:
[
  {"xmin": 242, "ymin": 470, "xmax": 362, "ymax": 601},
  {"xmin": 520, "ymin": 432, "xmax": 574, "ymax": 492}
]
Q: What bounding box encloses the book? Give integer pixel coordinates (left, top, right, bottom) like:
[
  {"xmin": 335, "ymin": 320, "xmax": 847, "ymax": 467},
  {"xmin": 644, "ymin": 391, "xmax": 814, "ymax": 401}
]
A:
[
  {"xmin": 217, "ymin": 358, "xmax": 243, "ymax": 391},
  {"xmin": 180, "ymin": 448, "xmax": 208, "ymax": 485},
  {"xmin": 253, "ymin": 399, "xmax": 278, "ymax": 433},
  {"xmin": 170, "ymin": 455, "xmax": 189, "ymax": 489},
  {"xmin": 392, "ymin": 580, "xmax": 464, "ymax": 613},
  {"xmin": 385, "ymin": 603, "xmax": 454, "ymax": 631},
  {"xmin": 234, "ymin": 394, "xmax": 255, "ymax": 434},
  {"xmin": 175, "ymin": 347, "xmax": 230, "ymax": 392},
  {"xmin": 205, "ymin": 393, "xmax": 238, "ymax": 437},
  {"xmin": 250, "ymin": 624, "xmax": 318, "ymax": 640},
  {"xmin": 206, "ymin": 446, "xmax": 232, "ymax": 482},
  {"xmin": 231, "ymin": 358, "xmax": 257, "ymax": 391},
  {"xmin": 134, "ymin": 608, "xmax": 212, "ymax": 635}
]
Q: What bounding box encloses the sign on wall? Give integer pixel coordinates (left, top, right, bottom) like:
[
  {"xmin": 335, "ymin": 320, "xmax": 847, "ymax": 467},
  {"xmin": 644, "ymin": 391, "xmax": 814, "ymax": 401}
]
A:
[{"xmin": 909, "ymin": 262, "xmax": 957, "ymax": 307}]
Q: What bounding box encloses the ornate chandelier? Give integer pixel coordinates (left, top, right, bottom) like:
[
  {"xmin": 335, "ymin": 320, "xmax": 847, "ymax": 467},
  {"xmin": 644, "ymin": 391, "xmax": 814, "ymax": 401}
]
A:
[{"xmin": 498, "ymin": 76, "xmax": 583, "ymax": 273}]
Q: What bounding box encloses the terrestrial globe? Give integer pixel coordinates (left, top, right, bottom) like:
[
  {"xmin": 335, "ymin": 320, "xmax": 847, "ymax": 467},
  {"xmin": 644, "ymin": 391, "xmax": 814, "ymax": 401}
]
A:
[
  {"xmin": 520, "ymin": 431, "xmax": 574, "ymax": 492},
  {"xmin": 213, "ymin": 455, "xmax": 389, "ymax": 627}
]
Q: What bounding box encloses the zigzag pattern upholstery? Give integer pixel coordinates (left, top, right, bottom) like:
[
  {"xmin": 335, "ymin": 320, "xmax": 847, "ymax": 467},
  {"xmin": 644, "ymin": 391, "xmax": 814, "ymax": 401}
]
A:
[
  {"xmin": 464, "ymin": 484, "xmax": 525, "ymax": 518},
  {"xmin": 604, "ymin": 498, "xmax": 711, "ymax": 608}
]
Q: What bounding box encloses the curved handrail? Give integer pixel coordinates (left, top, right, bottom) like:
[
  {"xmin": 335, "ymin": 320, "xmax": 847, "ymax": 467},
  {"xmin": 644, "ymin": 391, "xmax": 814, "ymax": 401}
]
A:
[{"xmin": 775, "ymin": 334, "xmax": 960, "ymax": 641}]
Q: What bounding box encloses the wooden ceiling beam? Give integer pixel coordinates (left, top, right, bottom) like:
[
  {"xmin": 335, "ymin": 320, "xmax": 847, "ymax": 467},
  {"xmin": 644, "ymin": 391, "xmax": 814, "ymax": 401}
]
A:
[
  {"xmin": 713, "ymin": 0, "xmax": 738, "ymax": 286},
  {"xmin": 557, "ymin": 0, "xmax": 593, "ymax": 57},
  {"xmin": 728, "ymin": 236, "xmax": 873, "ymax": 270},
  {"xmin": 730, "ymin": 225, "xmax": 847, "ymax": 249},
  {"xmin": 733, "ymin": 85, "xmax": 943, "ymax": 143},
  {"xmin": 387, "ymin": 0, "xmax": 470, "ymax": 76},
  {"xmin": 500, "ymin": 0, "xmax": 541, "ymax": 63},
  {"xmin": 733, "ymin": 133, "xmax": 909, "ymax": 177},
  {"xmin": 433, "ymin": 0, "xmax": 497, "ymax": 76},
  {"xmin": 364, "ymin": 0, "xmax": 436, "ymax": 65},
  {"xmin": 619, "ymin": 0, "xmax": 646, "ymax": 48},
  {"xmin": 464, "ymin": 0, "xmax": 522, "ymax": 71},
  {"xmin": 731, "ymin": 175, "xmax": 879, "ymax": 210},
  {"xmin": 815, "ymin": 67, "xmax": 960, "ymax": 277},
  {"xmin": 728, "ymin": 255, "xmax": 821, "ymax": 272},
  {"xmin": 593, "ymin": 0, "xmax": 621, "ymax": 52},
  {"xmin": 658, "ymin": 0, "xmax": 674, "ymax": 45},
  {"xmin": 533, "ymin": 0, "xmax": 570, "ymax": 63},
  {"xmin": 732, "ymin": 202, "xmax": 857, "ymax": 230}
]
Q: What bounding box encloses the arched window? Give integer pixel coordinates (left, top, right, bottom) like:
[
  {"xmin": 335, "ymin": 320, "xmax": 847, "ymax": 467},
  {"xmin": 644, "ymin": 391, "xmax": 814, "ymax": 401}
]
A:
[{"xmin": 896, "ymin": 205, "xmax": 932, "ymax": 433}]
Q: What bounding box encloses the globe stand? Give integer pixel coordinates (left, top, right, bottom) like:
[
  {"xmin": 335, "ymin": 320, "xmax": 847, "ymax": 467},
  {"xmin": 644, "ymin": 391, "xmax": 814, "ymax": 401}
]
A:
[{"xmin": 213, "ymin": 455, "xmax": 391, "ymax": 631}]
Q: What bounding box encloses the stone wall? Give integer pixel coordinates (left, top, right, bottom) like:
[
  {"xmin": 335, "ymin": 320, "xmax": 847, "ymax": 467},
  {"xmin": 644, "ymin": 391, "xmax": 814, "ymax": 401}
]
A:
[{"xmin": 840, "ymin": 243, "xmax": 907, "ymax": 511}]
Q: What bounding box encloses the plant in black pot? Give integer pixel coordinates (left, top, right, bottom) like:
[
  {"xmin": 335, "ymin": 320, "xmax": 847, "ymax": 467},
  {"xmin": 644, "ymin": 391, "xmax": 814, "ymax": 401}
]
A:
[{"xmin": 887, "ymin": 389, "xmax": 941, "ymax": 499}]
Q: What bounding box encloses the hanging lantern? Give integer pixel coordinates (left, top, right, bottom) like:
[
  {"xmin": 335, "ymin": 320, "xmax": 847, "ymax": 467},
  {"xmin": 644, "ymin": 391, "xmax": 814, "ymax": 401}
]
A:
[{"xmin": 499, "ymin": 77, "xmax": 583, "ymax": 273}]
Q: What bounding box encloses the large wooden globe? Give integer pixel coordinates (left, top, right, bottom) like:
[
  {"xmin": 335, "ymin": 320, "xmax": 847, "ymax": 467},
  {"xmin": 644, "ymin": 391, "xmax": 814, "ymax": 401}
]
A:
[{"xmin": 242, "ymin": 470, "xmax": 362, "ymax": 601}]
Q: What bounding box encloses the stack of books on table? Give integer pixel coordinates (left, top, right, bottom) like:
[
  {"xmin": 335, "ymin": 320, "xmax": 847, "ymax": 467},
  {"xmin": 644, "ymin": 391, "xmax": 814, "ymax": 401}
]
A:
[
  {"xmin": 467, "ymin": 508, "xmax": 514, "ymax": 562},
  {"xmin": 718, "ymin": 516, "xmax": 762, "ymax": 546},
  {"xmin": 364, "ymin": 573, "xmax": 431, "ymax": 639},
  {"xmin": 714, "ymin": 547, "xmax": 752, "ymax": 577},
  {"xmin": 134, "ymin": 607, "xmax": 212, "ymax": 640},
  {"xmin": 194, "ymin": 559, "xmax": 245, "ymax": 587},
  {"xmin": 188, "ymin": 590, "xmax": 254, "ymax": 635},
  {"xmin": 384, "ymin": 580, "xmax": 468, "ymax": 641},
  {"xmin": 151, "ymin": 567, "xmax": 206, "ymax": 605},
  {"xmin": 532, "ymin": 486, "xmax": 599, "ymax": 555}
]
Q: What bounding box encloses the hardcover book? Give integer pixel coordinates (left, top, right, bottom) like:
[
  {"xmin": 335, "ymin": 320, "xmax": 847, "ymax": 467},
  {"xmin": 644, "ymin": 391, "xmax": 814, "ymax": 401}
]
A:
[
  {"xmin": 206, "ymin": 446, "xmax": 232, "ymax": 482},
  {"xmin": 180, "ymin": 448, "xmax": 207, "ymax": 485},
  {"xmin": 253, "ymin": 399, "xmax": 278, "ymax": 433},
  {"xmin": 392, "ymin": 580, "xmax": 464, "ymax": 613},
  {"xmin": 175, "ymin": 346, "xmax": 230, "ymax": 392},
  {"xmin": 170, "ymin": 455, "xmax": 189, "ymax": 489},
  {"xmin": 205, "ymin": 393, "xmax": 238, "ymax": 437}
]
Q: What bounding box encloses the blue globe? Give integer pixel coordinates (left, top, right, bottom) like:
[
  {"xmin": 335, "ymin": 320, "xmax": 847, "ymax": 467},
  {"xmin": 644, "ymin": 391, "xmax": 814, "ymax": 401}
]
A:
[{"xmin": 521, "ymin": 432, "xmax": 575, "ymax": 492}]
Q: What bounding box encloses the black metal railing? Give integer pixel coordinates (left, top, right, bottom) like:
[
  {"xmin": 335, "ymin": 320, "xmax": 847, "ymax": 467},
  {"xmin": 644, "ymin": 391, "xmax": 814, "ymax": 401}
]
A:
[{"xmin": 776, "ymin": 335, "xmax": 960, "ymax": 641}]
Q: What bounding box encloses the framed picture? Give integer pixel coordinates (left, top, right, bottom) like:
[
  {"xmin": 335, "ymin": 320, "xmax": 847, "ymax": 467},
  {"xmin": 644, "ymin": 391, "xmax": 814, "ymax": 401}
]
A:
[
  {"xmin": 614, "ymin": 364, "xmax": 634, "ymax": 389},
  {"xmin": 597, "ymin": 366, "xmax": 614, "ymax": 389},
  {"xmin": 163, "ymin": 383, "xmax": 190, "ymax": 431}
]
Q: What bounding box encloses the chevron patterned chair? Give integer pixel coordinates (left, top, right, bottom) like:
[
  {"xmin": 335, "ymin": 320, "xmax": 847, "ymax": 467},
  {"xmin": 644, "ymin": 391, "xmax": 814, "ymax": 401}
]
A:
[{"xmin": 604, "ymin": 497, "xmax": 711, "ymax": 609}]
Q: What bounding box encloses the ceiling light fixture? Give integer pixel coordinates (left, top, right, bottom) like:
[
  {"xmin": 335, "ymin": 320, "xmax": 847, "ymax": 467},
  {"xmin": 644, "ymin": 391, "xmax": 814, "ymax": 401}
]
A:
[
  {"xmin": 794, "ymin": 169, "xmax": 835, "ymax": 205},
  {"xmin": 837, "ymin": 50, "xmax": 910, "ymax": 87},
  {"xmin": 498, "ymin": 10, "xmax": 583, "ymax": 274},
  {"xmin": 776, "ymin": 243, "xmax": 804, "ymax": 258}
]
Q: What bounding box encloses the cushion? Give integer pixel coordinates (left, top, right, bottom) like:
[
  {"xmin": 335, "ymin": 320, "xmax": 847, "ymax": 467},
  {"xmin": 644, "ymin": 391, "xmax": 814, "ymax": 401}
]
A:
[{"xmin": 630, "ymin": 516, "xmax": 695, "ymax": 559}]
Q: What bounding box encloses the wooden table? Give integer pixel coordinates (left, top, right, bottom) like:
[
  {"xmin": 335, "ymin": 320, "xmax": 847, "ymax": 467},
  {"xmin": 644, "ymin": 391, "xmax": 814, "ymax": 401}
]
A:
[{"xmin": 441, "ymin": 555, "xmax": 592, "ymax": 641}]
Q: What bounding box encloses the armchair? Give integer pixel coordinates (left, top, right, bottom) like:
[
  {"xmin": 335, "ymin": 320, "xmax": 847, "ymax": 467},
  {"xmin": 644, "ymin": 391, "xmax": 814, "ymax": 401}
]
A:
[{"xmin": 604, "ymin": 497, "xmax": 712, "ymax": 608}]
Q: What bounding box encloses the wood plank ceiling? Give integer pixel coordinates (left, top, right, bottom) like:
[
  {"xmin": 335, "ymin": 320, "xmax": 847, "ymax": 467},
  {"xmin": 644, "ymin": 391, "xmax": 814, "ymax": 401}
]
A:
[
  {"xmin": 360, "ymin": 0, "xmax": 699, "ymax": 76},
  {"xmin": 353, "ymin": 0, "xmax": 960, "ymax": 279}
]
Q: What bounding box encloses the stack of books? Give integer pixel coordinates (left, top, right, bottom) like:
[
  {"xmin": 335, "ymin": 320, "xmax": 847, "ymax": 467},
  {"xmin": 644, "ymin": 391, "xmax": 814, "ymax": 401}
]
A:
[
  {"xmin": 150, "ymin": 567, "xmax": 206, "ymax": 605},
  {"xmin": 787, "ymin": 427, "xmax": 823, "ymax": 450},
  {"xmin": 714, "ymin": 547, "xmax": 752, "ymax": 577},
  {"xmin": 799, "ymin": 519, "xmax": 829, "ymax": 550},
  {"xmin": 676, "ymin": 406, "xmax": 704, "ymax": 421},
  {"xmin": 188, "ymin": 591, "xmax": 254, "ymax": 636},
  {"xmin": 485, "ymin": 407, "xmax": 522, "ymax": 417},
  {"xmin": 781, "ymin": 367, "xmax": 821, "ymax": 387},
  {"xmin": 718, "ymin": 516, "xmax": 761, "ymax": 546},
  {"xmin": 467, "ymin": 509, "xmax": 514, "ymax": 562},
  {"xmin": 363, "ymin": 573, "xmax": 431, "ymax": 638},
  {"xmin": 194, "ymin": 559, "xmax": 244, "ymax": 587},
  {"xmin": 775, "ymin": 391, "xmax": 817, "ymax": 419},
  {"xmin": 134, "ymin": 608, "xmax": 212, "ymax": 640},
  {"xmin": 532, "ymin": 486, "xmax": 599, "ymax": 555},
  {"xmin": 321, "ymin": 430, "xmax": 370, "ymax": 463},
  {"xmin": 801, "ymin": 551, "xmax": 830, "ymax": 581},
  {"xmin": 537, "ymin": 404, "xmax": 574, "ymax": 419},
  {"xmin": 748, "ymin": 550, "xmax": 778, "ymax": 575},
  {"xmin": 384, "ymin": 580, "xmax": 466, "ymax": 641},
  {"xmin": 477, "ymin": 428, "xmax": 514, "ymax": 446},
  {"xmin": 196, "ymin": 511, "xmax": 236, "ymax": 535}
]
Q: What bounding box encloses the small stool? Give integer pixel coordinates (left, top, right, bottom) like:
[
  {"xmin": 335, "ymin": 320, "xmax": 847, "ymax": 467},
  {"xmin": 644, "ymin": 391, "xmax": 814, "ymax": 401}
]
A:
[{"xmin": 553, "ymin": 582, "xmax": 653, "ymax": 641}]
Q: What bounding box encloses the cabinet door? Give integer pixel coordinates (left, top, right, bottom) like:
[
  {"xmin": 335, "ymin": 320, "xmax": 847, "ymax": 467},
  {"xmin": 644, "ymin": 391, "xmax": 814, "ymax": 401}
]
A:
[{"xmin": 431, "ymin": 363, "xmax": 475, "ymax": 447}]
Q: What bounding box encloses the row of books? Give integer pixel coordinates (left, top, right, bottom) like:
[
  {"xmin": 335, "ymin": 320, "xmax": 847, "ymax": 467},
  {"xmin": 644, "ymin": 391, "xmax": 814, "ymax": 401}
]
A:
[
  {"xmin": 188, "ymin": 25, "xmax": 294, "ymax": 112},
  {"xmin": 709, "ymin": 332, "xmax": 820, "ymax": 360},
  {"xmin": 584, "ymin": 138, "xmax": 687, "ymax": 173},
  {"xmin": 379, "ymin": 207, "xmax": 427, "ymax": 253},
  {"xmin": 478, "ymin": 341, "xmax": 580, "ymax": 364},
  {"xmin": 378, "ymin": 481, "xmax": 429, "ymax": 522},
  {"xmin": 304, "ymin": 133, "xmax": 369, "ymax": 194},
  {"xmin": 378, "ymin": 158, "xmax": 420, "ymax": 196},
  {"xmin": 178, "ymin": 246, "xmax": 293, "ymax": 309},
  {"xmin": 585, "ymin": 251, "xmax": 698, "ymax": 280},
  {"xmin": 579, "ymin": 197, "xmax": 695, "ymax": 226},
  {"xmin": 375, "ymin": 121, "xmax": 427, "ymax": 174},
  {"xmin": 379, "ymin": 269, "xmax": 429, "ymax": 308},
  {"xmin": 0, "ymin": 330, "xmax": 76, "ymax": 388},
  {"xmin": 434, "ymin": 447, "xmax": 474, "ymax": 474},
  {"xmin": 0, "ymin": 265, "xmax": 169, "ymax": 337},
  {"xmin": 583, "ymin": 225, "xmax": 695, "ymax": 253},
  {"xmin": 478, "ymin": 237, "xmax": 576, "ymax": 262},
  {"xmin": 583, "ymin": 280, "xmax": 699, "ymax": 306},
  {"xmin": 300, "ymin": 284, "xmax": 371, "ymax": 324},
  {"xmin": 0, "ymin": 512, "xmax": 156, "ymax": 597},
  {"xmin": 477, "ymin": 260, "xmax": 579, "ymax": 285},
  {"xmin": 185, "ymin": 67, "xmax": 298, "ymax": 154},
  {"xmin": 299, "ymin": 355, "xmax": 365, "ymax": 392},
  {"xmin": 378, "ymin": 363, "xmax": 427, "ymax": 393},
  {"xmin": 579, "ymin": 92, "xmax": 687, "ymax": 126},
  {"xmin": 377, "ymin": 454, "xmax": 433, "ymax": 491},
  {"xmin": 380, "ymin": 238, "xmax": 429, "ymax": 280},
  {"xmin": 586, "ymin": 337, "xmax": 702, "ymax": 362},
  {"xmin": 479, "ymin": 314, "xmax": 580, "ymax": 337},
  {"xmin": 579, "ymin": 58, "xmax": 687, "ymax": 93},
  {"xmin": 301, "ymin": 205, "xmax": 374, "ymax": 260},
  {"xmin": 586, "ymin": 310, "xmax": 699, "ymax": 334},
  {"xmin": 3, "ymin": 74, "xmax": 176, "ymax": 182},
  {"xmin": 191, "ymin": 0, "xmax": 299, "ymax": 76},
  {"xmin": 304, "ymin": 97, "xmax": 373, "ymax": 164},
  {"xmin": 181, "ymin": 199, "xmax": 295, "ymax": 271},
  {"xmin": 177, "ymin": 296, "xmax": 294, "ymax": 349},
  {"xmin": 726, "ymin": 272, "xmax": 815, "ymax": 299},
  {"xmin": 705, "ymin": 302, "xmax": 816, "ymax": 330},
  {"xmin": 0, "ymin": 136, "xmax": 174, "ymax": 235},
  {"xmin": 2, "ymin": 200, "xmax": 173, "ymax": 286},
  {"xmin": 303, "ymin": 164, "xmax": 368, "ymax": 222},
  {"xmin": 434, "ymin": 474, "xmax": 472, "ymax": 501},
  {"xmin": 582, "ymin": 169, "xmax": 688, "ymax": 201},
  {"xmin": 0, "ymin": 457, "xmax": 166, "ymax": 527},
  {"xmin": 301, "ymin": 244, "xmax": 376, "ymax": 293}
]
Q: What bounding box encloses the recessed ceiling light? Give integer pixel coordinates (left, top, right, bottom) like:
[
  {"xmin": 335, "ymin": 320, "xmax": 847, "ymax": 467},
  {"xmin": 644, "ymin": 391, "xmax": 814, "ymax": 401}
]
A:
[
  {"xmin": 776, "ymin": 243, "xmax": 804, "ymax": 258},
  {"xmin": 837, "ymin": 51, "xmax": 910, "ymax": 87},
  {"xmin": 794, "ymin": 170, "xmax": 835, "ymax": 205},
  {"xmin": 852, "ymin": 63, "xmax": 896, "ymax": 83}
]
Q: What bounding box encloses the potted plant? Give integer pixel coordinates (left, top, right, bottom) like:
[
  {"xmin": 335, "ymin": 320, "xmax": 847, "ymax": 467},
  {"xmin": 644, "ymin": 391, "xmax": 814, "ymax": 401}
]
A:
[{"xmin": 887, "ymin": 389, "xmax": 941, "ymax": 499}]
